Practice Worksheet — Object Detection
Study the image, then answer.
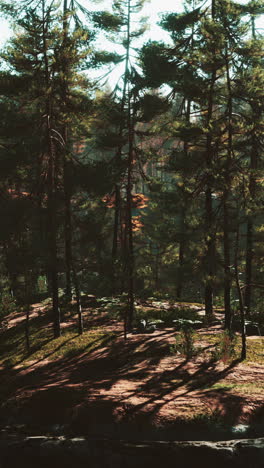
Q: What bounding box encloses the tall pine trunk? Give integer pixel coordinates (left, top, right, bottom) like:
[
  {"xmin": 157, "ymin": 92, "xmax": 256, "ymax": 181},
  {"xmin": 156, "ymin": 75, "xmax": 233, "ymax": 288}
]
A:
[
  {"xmin": 124, "ymin": 0, "xmax": 135, "ymax": 334},
  {"xmin": 111, "ymin": 38, "xmax": 129, "ymax": 295},
  {"xmin": 64, "ymin": 163, "xmax": 73, "ymax": 301},
  {"xmin": 245, "ymin": 129, "xmax": 258, "ymax": 316},
  {"xmin": 47, "ymin": 132, "xmax": 60, "ymax": 338},
  {"xmin": 24, "ymin": 271, "xmax": 31, "ymax": 354},
  {"xmin": 42, "ymin": 0, "xmax": 60, "ymax": 338},
  {"xmin": 223, "ymin": 45, "xmax": 233, "ymax": 330},
  {"xmin": 177, "ymin": 99, "xmax": 191, "ymax": 299},
  {"xmin": 177, "ymin": 207, "xmax": 185, "ymax": 299},
  {"xmin": 62, "ymin": 0, "xmax": 73, "ymax": 301},
  {"xmin": 126, "ymin": 138, "xmax": 134, "ymax": 332},
  {"xmin": 245, "ymin": 218, "xmax": 254, "ymax": 315},
  {"xmin": 244, "ymin": 17, "xmax": 258, "ymax": 318},
  {"xmin": 204, "ymin": 0, "xmax": 216, "ymax": 318},
  {"xmin": 72, "ymin": 265, "xmax": 83, "ymax": 335},
  {"xmin": 234, "ymin": 223, "xmax": 246, "ymax": 360},
  {"xmin": 112, "ymin": 184, "xmax": 121, "ymax": 294}
]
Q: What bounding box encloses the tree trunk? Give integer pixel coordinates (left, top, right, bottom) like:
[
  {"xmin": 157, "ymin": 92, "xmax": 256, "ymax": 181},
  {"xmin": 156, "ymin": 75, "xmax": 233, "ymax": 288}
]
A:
[
  {"xmin": 126, "ymin": 125, "xmax": 134, "ymax": 332},
  {"xmin": 24, "ymin": 272, "xmax": 31, "ymax": 354},
  {"xmin": 245, "ymin": 129, "xmax": 258, "ymax": 316},
  {"xmin": 223, "ymin": 45, "xmax": 233, "ymax": 330},
  {"xmin": 112, "ymin": 184, "xmax": 121, "ymax": 295},
  {"xmin": 234, "ymin": 224, "xmax": 246, "ymax": 360},
  {"xmin": 177, "ymin": 98, "xmax": 190, "ymax": 299},
  {"xmin": 245, "ymin": 218, "xmax": 253, "ymax": 315},
  {"xmin": 123, "ymin": 0, "xmax": 134, "ymax": 335},
  {"xmin": 223, "ymin": 196, "xmax": 232, "ymax": 330},
  {"xmin": 154, "ymin": 251, "xmax": 160, "ymax": 291},
  {"xmin": 42, "ymin": 0, "xmax": 60, "ymax": 338},
  {"xmin": 62, "ymin": 0, "xmax": 73, "ymax": 302},
  {"xmin": 64, "ymin": 159, "xmax": 73, "ymax": 301},
  {"xmin": 176, "ymin": 209, "xmax": 185, "ymax": 299},
  {"xmin": 47, "ymin": 153, "xmax": 60, "ymax": 338},
  {"xmin": 204, "ymin": 0, "xmax": 216, "ymax": 318},
  {"xmin": 72, "ymin": 266, "xmax": 83, "ymax": 335},
  {"xmin": 204, "ymin": 186, "xmax": 214, "ymax": 317},
  {"xmin": 244, "ymin": 17, "xmax": 258, "ymax": 318}
]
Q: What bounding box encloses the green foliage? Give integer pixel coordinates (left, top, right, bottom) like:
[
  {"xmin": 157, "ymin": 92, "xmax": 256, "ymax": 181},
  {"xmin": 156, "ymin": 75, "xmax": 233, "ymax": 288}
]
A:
[
  {"xmin": 160, "ymin": 8, "xmax": 201, "ymax": 33},
  {"xmin": 135, "ymin": 304, "xmax": 201, "ymax": 326},
  {"xmin": 37, "ymin": 276, "xmax": 47, "ymax": 294},
  {"xmin": 171, "ymin": 327, "xmax": 196, "ymax": 359},
  {"xmin": 0, "ymin": 288, "xmax": 16, "ymax": 326},
  {"xmin": 212, "ymin": 330, "xmax": 238, "ymax": 363},
  {"xmin": 92, "ymin": 11, "xmax": 124, "ymax": 31},
  {"xmin": 173, "ymin": 124, "xmax": 204, "ymax": 141},
  {"xmin": 90, "ymin": 51, "xmax": 123, "ymax": 68},
  {"xmin": 140, "ymin": 41, "xmax": 178, "ymax": 87},
  {"xmin": 135, "ymin": 94, "xmax": 169, "ymax": 122},
  {"xmin": 103, "ymin": 296, "xmax": 127, "ymax": 319}
]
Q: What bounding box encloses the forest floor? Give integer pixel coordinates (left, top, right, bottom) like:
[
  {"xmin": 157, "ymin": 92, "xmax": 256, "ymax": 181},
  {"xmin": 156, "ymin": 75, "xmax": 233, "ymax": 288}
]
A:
[{"xmin": 0, "ymin": 297, "xmax": 264, "ymax": 440}]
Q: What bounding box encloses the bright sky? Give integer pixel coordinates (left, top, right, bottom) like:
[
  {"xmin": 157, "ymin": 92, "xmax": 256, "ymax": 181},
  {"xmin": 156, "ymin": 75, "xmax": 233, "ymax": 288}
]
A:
[
  {"xmin": 0, "ymin": 0, "xmax": 182, "ymax": 87},
  {"xmin": 1, "ymin": 0, "xmax": 263, "ymax": 46},
  {"xmin": 0, "ymin": 0, "xmax": 182, "ymax": 45},
  {"xmin": 0, "ymin": 0, "xmax": 262, "ymax": 88}
]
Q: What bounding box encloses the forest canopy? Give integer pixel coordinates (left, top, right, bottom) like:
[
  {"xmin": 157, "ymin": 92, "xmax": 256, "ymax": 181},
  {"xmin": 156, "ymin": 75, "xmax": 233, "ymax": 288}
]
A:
[{"xmin": 0, "ymin": 0, "xmax": 263, "ymax": 359}]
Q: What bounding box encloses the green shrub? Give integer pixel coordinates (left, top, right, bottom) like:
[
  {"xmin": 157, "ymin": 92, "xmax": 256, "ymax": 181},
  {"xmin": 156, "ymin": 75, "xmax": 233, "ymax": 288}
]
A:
[
  {"xmin": 171, "ymin": 326, "xmax": 196, "ymax": 358},
  {"xmin": 0, "ymin": 289, "xmax": 16, "ymax": 328},
  {"xmin": 135, "ymin": 305, "xmax": 201, "ymax": 326},
  {"xmin": 214, "ymin": 296, "xmax": 224, "ymax": 308},
  {"xmin": 101, "ymin": 296, "xmax": 127, "ymax": 319},
  {"xmin": 37, "ymin": 275, "xmax": 47, "ymax": 293},
  {"xmin": 212, "ymin": 330, "xmax": 237, "ymax": 363}
]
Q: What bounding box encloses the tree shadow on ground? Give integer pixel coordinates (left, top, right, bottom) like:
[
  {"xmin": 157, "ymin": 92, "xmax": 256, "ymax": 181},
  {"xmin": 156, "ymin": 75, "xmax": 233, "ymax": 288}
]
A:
[{"xmin": 1, "ymin": 320, "xmax": 253, "ymax": 440}]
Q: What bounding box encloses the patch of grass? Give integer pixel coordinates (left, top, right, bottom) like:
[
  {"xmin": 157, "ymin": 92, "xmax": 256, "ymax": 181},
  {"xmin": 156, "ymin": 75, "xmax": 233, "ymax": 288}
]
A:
[
  {"xmin": 197, "ymin": 333, "xmax": 218, "ymax": 344},
  {"xmin": 232, "ymin": 382, "xmax": 264, "ymax": 394},
  {"xmin": 202, "ymin": 380, "xmax": 264, "ymax": 395},
  {"xmin": 0, "ymin": 309, "xmax": 116, "ymax": 368},
  {"xmin": 185, "ymin": 333, "xmax": 263, "ymax": 365},
  {"xmin": 243, "ymin": 338, "xmax": 264, "ymax": 364},
  {"xmin": 203, "ymin": 382, "xmax": 236, "ymax": 391},
  {"xmin": 25, "ymin": 329, "xmax": 115, "ymax": 363}
]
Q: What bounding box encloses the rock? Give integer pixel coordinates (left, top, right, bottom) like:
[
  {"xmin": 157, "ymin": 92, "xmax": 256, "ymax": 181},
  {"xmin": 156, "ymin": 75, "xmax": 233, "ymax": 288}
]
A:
[
  {"xmin": 173, "ymin": 319, "xmax": 203, "ymax": 329},
  {"xmin": 0, "ymin": 436, "xmax": 264, "ymax": 468},
  {"xmin": 231, "ymin": 425, "xmax": 250, "ymax": 435},
  {"xmin": 136, "ymin": 320, "xmax": 158, "ymax": 334}
]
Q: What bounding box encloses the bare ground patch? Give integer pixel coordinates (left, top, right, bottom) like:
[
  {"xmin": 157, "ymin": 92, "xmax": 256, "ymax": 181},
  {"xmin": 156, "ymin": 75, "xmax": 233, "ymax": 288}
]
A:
[{"xmin": 0, "ymin": 302, "xmax": 264, "ymax": 437}]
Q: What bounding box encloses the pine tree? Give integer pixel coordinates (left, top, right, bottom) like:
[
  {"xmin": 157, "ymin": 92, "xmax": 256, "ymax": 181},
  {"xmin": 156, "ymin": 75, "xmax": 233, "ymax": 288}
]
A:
[
  {"xmin": 242, "ymin": 1, "xmax": 264, "ymax": 316},
  {"xmin": 140, "ymin": 1, "xmax": 219, "ymax": 313},
  {"xmin": 0, "ymin": 0, "xmax": 85, "ymax": 337},
  {"xmin": 58, "ymin": 0, "xmax": 123, "ymax": 304},
  {"xmin": 91, "ymin": 0, "xmax": 149, "ymax": 333}
]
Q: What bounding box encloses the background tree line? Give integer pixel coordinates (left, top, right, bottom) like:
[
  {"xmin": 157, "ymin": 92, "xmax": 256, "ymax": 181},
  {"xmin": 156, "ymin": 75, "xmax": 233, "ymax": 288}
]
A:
[{"xmin": 0, "ymin": 0, "xmax": 263, "ymax": 347}]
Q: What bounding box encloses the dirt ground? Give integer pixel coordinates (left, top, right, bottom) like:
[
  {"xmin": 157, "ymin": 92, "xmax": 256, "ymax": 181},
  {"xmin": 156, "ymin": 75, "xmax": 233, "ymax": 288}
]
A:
[{"xmin": 1, "ymin": 304, "xmax": 264, "ymax": 438}]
